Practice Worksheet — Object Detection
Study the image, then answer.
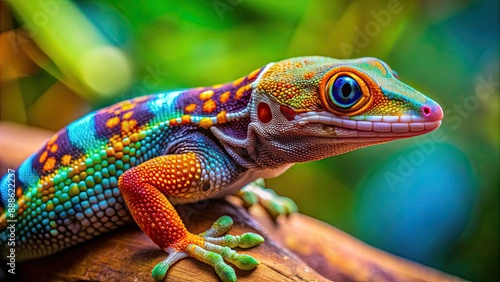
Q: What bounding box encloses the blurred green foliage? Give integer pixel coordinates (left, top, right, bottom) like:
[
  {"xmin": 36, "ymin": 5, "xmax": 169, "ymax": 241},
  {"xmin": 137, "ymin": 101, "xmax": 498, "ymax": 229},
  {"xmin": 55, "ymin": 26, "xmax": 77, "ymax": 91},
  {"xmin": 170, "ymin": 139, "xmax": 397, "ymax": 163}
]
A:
[{"xmin": 1, "ymin": 0, "xmax": 498, "ymax": 280}]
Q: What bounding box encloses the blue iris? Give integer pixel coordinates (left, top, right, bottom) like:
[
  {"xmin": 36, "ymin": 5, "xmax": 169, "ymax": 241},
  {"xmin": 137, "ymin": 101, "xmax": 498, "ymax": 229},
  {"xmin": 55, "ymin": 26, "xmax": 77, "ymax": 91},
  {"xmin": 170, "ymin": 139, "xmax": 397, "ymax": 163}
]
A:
[{"xmin": 329, "ymin": 76, "xmax": 362, "ymax": 108}]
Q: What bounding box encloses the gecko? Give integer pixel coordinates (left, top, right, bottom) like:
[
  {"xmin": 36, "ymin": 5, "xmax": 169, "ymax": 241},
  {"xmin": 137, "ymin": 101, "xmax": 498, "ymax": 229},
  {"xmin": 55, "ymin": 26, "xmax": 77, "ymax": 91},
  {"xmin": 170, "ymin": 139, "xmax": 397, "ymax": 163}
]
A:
[{"xmin": 0, "ymin": 56, "xmax": 443, "ymax": 281}]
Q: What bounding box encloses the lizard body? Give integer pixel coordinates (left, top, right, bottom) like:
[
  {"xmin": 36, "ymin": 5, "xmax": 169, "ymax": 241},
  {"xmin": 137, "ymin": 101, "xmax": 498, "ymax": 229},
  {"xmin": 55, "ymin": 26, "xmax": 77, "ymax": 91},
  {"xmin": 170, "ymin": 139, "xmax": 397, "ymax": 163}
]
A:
[{"xmin": 0, "ymin": 56, "xmax": 443, "ymax": 281}]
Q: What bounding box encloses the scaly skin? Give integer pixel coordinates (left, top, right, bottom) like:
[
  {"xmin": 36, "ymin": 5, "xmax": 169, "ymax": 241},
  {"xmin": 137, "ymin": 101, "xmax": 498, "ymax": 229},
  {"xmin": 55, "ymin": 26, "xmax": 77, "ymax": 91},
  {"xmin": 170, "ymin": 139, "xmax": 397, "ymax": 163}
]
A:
[{"xmin": 0, "ymin": 56, "xmax": 443, "ymax": 281}]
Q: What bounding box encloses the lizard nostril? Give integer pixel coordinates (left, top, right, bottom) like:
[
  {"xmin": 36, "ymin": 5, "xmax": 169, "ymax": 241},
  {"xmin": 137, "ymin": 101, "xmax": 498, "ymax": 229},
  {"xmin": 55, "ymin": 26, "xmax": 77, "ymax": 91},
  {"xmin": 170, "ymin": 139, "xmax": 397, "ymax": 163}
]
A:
[
  {"xmin": 422, "ymin": 105, "xmax": 431, "ymax": 116},
  {"xmin": 421, "ymin": 102, "xmax": 444, "ymax": 121}
]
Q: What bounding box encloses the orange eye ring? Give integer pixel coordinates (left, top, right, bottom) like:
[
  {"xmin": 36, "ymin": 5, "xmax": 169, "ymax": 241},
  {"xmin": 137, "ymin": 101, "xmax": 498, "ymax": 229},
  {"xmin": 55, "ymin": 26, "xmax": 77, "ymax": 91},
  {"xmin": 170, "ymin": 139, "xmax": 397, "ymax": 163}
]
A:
[{"xmin": 319, "ymin": 68, "xmax": 373, "ymax": 116}]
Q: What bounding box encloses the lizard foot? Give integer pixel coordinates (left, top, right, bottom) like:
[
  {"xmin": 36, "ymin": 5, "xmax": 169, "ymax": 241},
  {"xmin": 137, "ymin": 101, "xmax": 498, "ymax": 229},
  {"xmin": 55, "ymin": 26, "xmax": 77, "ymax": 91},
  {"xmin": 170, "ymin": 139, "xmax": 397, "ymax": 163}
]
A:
[
  {"xmin": 237, "ymin": 178, "xmax": 298, "ymax": 217},
  {"xmin": 152, "ymin": 215, "xmax": 264, "ymax": 282}
]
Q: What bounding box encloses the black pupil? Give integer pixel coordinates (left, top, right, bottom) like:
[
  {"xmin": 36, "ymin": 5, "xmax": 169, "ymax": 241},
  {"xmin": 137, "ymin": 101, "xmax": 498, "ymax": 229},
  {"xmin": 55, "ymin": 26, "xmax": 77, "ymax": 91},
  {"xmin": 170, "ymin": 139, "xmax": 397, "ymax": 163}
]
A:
[{"xmin": 341, "ymin": 83, "xmax": 352, "ymax": 98}]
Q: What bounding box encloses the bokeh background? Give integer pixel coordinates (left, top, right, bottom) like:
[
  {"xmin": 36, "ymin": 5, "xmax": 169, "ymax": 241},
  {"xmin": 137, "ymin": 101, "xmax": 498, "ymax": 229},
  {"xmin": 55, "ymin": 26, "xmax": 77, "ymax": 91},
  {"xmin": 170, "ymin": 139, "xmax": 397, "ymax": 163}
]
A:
[{"xmin": 0, "ymin": 0, "xmax": 498, "ymax": 281}]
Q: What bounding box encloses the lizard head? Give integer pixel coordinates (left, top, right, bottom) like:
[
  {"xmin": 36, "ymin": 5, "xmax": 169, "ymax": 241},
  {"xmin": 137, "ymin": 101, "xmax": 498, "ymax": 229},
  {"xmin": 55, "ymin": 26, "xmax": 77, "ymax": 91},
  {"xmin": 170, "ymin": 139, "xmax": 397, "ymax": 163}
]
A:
[{"xmin": 212, "ymin": 56, "xmax": 443, "ymax": 169}]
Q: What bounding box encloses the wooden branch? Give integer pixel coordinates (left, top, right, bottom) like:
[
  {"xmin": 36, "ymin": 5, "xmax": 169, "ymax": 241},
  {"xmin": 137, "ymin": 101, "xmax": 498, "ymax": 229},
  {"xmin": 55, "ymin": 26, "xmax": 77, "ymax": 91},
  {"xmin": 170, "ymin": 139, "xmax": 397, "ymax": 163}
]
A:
[
  {"xmin": 16, "ymin": 200, "xmax": 328, "ymax": 281},
  {"xmin": 1, "ymin": 122, "xmax": 465, "ymax": 281}
]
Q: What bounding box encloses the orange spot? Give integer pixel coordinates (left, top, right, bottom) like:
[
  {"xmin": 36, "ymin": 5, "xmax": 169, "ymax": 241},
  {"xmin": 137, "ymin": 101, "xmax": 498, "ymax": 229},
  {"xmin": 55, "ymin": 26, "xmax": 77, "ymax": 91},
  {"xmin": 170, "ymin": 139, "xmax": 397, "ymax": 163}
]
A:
[
  {"xmin": 217, "ymin": 111, "xmax": 227, "ymax": 123},
  {"xmin": 61, "ymin": 154, "xmax": 72, "ymax": 165},
  {"xmin": 235, "ymin": 84, "xmax": 251, "ymax": 100},
  {"xmin": 232, "ymin": 76, "xmax": 245, "ymax": 86},
  {"xmin": 203, "ymin": 99, "xmax": 217, "ymax": 113},
  {"xmin": 181, "ymin": 115, "xmax": 191, "ymax": 124},
  {"xmin": 50, "ymin": 144, "xmax": 58, "ymax": 153},
  {"xmin": 47, "ymin": 134, "xmax": 58, "ymax": 145},
  {"xmin": 199, "ymin": 90, "xmax": 214, "ymax": 101},
  {"xmin": 304, "ymin": 72, "xmax": 314, "ymax": 80},
  {"xmin": 199, "ymin": 118, "xmax": 213, "ymax": 128},
  {"xmin": 107, "ymin": 147, "xmax": 116, "ymax": 156},
  {"xmin": 113, "ymin": 142, "xmax": 124, "ymax": 152},
  {"xmin": 123, "ymin": 111, "xmax": 134, "ymax": 119},
  {"xmin": 247, "ymin": 68, "xmax": 261, "ymax": 80},
  {"xmin": 169, "ymin": 118, "xmax": 178, "ymax": 126},
  {"xmin": 39, "ymin": 151, "xmax": 48, "ymax": 163},
  {"xmin": 16, "ymin": 187, "xmax": 23, "ymax": 197},
  {"xmin": 43, "ymin": 157, "xmax": 56, "ymax": 171},
  {"xmin": 184, "ymin": 103, "xmax": 197, "ymax": 113},
  {"xmin": 106, "ymin": 117, "xmax": 120, "ymax": 128},
  {"xmin": 219, "ymin": 91, "xmax": 230, "ymax": 103},
  {"xmin": 212, "ymin": 84, "xmax": 223, "ymax": 89},
  {"xmin": 130, "ymin": 133, "xmax": 139, "ymax": 142},
  {"xmin": 121, "ymin": 119, "xmax": 137, "ymax": 133}
]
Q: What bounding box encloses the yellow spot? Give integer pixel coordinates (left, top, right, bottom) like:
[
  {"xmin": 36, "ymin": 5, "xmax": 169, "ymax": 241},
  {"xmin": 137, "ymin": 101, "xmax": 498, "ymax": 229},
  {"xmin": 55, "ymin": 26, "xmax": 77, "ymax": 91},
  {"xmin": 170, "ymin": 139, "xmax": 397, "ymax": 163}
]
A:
[
  {"xmin": 212, "ymin": 84, "xmax": 223, "ymax": 89},
  {"xmin": 123, "ymin": 111, "xmax": 133, "ymax": 119},
  {"xmin": 43, "ymin": 157, "xmax": 56, "ymax": 171},
  {"xmin": 217, "ymin": 111, "xmax": 227, "ymax": 124},
  {"xmin": 199, "ymin": 90, "xmax": 214, "ymax": 101},
  {"xmin": 184, "ymin": 103, "xmax": 197, "ymax": 113},
  {"xmin": 61, "ymin": 154, "xmax": 72, "ymax": 165},
  {"xmin": 106, "ymin": 117, "xmax": 120, "ymax": 128},
  {"xmin": 121, "ymin": 102, "xmax": 136, "ymax": 111},
  {"xmin": 181, "ymin": 115, "xmax": 191, "ymax": 124},
  {"xmin": 203, "ymin": 99, "xmax": 217, "ymax": 113},
  {"xmin": 123, "ymin": 138, "xmax": 130, "ymax": 146},
  {"xmin": 39, "ymin": 151, "xmax": 48, "ymax": 163},
  {"xmin": 46, "ymin": 202, "xmax": 54, "ymax": 211},
  {"xmin": 69, "ymin": 185, "xmax": 80, "ymax": 197},
  {"xmin": 232, "ymin": 76, "xmax": 245, "ymax": 86},
  {"xmin": 50, "ymin": 144, "xmax": 58, "ymax": 153},
  {"xmin": 370, "ymin": 60, "xmax": 388, "ymax": 76},
  {"xmin": 199, "ymin": 118, "xmax": 213, "ymax": 128},
  {"xmin": 219, "ymin": 91, "xmax": 230, "ymax": 103},
  {"xmin": 247, "ymin": 68, "xmax": 261, "ymax": 80},
  {"xmin": 236, "ymin": 84, "xmax": 251, "ymax": 99}
]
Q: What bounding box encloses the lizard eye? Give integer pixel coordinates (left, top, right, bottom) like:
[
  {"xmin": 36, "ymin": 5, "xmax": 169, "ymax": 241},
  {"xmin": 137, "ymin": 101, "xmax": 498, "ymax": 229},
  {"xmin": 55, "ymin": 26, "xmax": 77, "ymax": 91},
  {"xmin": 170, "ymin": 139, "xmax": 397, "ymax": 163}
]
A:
[
  {"xmin": 320, "ymin": 69, "xmax": 372, "ymax": 115},
  {"xmin": 328, "ymin": 76, "xmax": 362, "ymax": 108}
]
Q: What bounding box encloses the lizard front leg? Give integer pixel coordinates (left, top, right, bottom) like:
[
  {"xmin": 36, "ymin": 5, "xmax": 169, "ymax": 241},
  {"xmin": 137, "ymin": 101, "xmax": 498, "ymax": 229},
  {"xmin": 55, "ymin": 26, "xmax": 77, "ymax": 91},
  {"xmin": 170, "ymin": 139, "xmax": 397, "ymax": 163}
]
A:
[{"xmin": 118, "ymin": 152, "xmax": 263, "ymax": 282}]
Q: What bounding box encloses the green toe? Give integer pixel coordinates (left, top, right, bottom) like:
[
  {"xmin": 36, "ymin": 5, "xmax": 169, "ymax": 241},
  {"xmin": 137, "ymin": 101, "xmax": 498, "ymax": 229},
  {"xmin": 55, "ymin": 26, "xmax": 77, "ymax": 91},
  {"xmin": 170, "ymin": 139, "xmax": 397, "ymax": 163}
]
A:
[
  {"xmin": 215, "ymin": 215, "xmax": 233, "ymax": 229},
  {"xmin": 207, "ymin": 252, "xmax": 237, "ymax": 282},
  {"xmin": 215, "ymin": 265, "xmax": 237, "ymax": 282},
  {"xmin": 152, "ymin": 261, "xmax": 169, "ymax": 281},
  {"xmin": 238, "ymin": 233, "xmax": 265, "ymax": 248},
  {"xmin": 233, "ymin": 254, "xmax": 260, "ymax": 270}
]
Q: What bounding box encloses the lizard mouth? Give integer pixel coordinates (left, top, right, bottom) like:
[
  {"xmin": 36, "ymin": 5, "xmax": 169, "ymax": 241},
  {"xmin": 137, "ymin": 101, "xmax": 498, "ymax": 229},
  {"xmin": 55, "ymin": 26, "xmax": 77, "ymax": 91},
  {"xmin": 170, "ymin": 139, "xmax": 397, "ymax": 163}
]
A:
[{"xmin": 296, "ymin": 111, "xmax": 442, "ymax": 139}]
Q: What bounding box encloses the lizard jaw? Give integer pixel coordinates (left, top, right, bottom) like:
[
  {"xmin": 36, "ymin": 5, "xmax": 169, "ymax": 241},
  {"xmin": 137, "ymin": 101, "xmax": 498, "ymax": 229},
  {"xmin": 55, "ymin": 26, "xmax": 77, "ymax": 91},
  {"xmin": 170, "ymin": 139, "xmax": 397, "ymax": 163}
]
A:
[{"xmin": 296, "ymin": 111, "xmax": 442, "ymax": 139}]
